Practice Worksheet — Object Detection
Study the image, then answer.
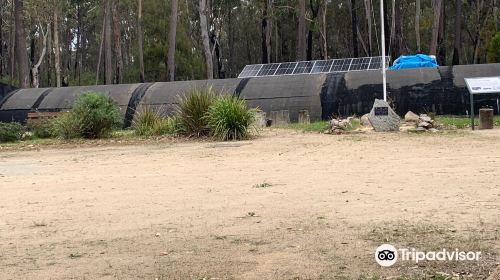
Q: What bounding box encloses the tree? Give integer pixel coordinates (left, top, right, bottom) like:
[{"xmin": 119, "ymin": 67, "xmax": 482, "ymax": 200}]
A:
[
  {"xmin": 31, "ymin": 24, "xmax": 49, "ymax": 88},
  {"xmin": 350, "ymin": 0, "xmax": 358, "ymax": 58},
  {"xmin": 199, "ymin": 0, "xmax": 213, "ymax": 79},
  {"xmin": 166, "ymin": 0, "xmax": 178, "ymax": 81},
  {"xmin": 452, "ymin": 0, "xmax": 462, "ymax": 65},
  {"xmin": 415, "ymin": 0, "xmax": 421, "ymax": 52},
  {"xmin": 363, "ymin": 0, "xmax": 372, "ymax": 56},
  {"xmin": 112, "ymin": 0, "xmax": 123, "ymax": 84},
  {"xmin": 14, "ymin": 0, "xmax": 30, "ymax": 88},
  {"xmin": 0, "ymin": 0, "xmax": 4, "ymax": 77},
  {"xmin": 430, "ymin": 0, "xmax": 443, "ymax": 56},
  {"xmin": 261, "ymin": 0, "xmax": 272, "ymax": 64},
  {"xmin": 389, "ymin": 0, "xmax": 402, "ymax": 60},
  {"xmin": 297, "ymin": 0, "xmax": 307, "ymax": 61},
  {"xmin": 54, "ymin": 4, "xmax": 61, "ymax": 87},
  {"xmin": 104, "ymin": 0, "xmax": 112, "ymax": 84},
  {"xmin": 136, "ymin": 0, "xmax": 145, "ymax": 82}
]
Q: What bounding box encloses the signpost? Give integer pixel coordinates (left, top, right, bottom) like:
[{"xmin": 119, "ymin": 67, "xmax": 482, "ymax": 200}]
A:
[{"xmin": 464, "ymin": 77, "xmax": 500, "ymax": 130}]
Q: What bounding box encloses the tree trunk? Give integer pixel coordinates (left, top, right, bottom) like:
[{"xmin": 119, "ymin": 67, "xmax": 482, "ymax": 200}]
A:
[
  {"xmin": 350, "ymin": 0, "xmax": 359, "ymax": 58},
  {"xmin": 14, "ymin": 0, "xmax": 30, "ymax": 88},
  {"xmin": 31, "ymin": 24, "xmax": 49, "ymax": 89},
  {"xmin": 430, "ymin": 0, "xmax": 443, "ymax": 56},
  {"xmin": 199, "ymin": 0, "xmax": 213, "ymax": 79},
  {"xmin": 112, "ymin": 0, "xmax": 123, "ymax": 84},
  {"xmin": 0, "ymin": 0, "xmax": 3, "ymax": 77},
  {"xmin": 452, "ymin": 0, "xmax": 462, "ymax": 65},
  {"xmin": 137, "ymin": 0, "xmax": 145, "ymax": 82},
  {"xmin": 494, "ymin": 0, "xmax": 498, "ymax": 31},
  {"xmin": 10, "ymin": 1, "xmax": 15, "ymax": 82},
  {"xmin": 74, "ymin": 3, "xmax": 81, "ymax": 84},
  {"xmin": 415, "ymin": 0, "xmax": 421, "ymax": 52},
  {"xmin": 46, "ymin": 22, "xmax": 52, "ymax": 87},
  {"xmin": 167, "ymin": 0, "xmax": 178, "ymax": 81},
  {"xmin": 297, "ymin": 0, "xmax": 307, "ymax": 61},
  {"xmin": 390, "ymin": 0, "xmax": 402, "ymax": 60},
  {"xmin": 261, "ymin": 0, "xmax": 272, "ymax": 63},
  {"xmin": 96, "ymin": 15, "xmax": 106, "ymax": 85},
  {"xmin": 437, "ymin": 1, "xmax": 446, "ymax": 65},
  {"xmin": 104, "ymin": 0, "xmax": 113, "ymax": 85},
  {"xmin": 54, "ymin": 6, "xmax": 61, "ymax": 87},
  {"xmin": 319, "ymin": 1, "xmax": 328, "ymax": 59},
  {"xmin": 364, "ymin": 0, "xmax": 372, "ymax": 56},
  {"xmin": 383, "ymin": 0, "xmax": 390, "ymax": 52}
]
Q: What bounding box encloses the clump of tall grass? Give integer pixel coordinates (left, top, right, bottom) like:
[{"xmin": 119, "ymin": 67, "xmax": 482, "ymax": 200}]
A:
[
  {"xmin": 176, "ymin": 87, "xmax": 217, "ymax": 137},
  {"xmin": 206, "ymin": 95, "xmax": 257, "ymax": 141},
  {"xmin": 132, "ymin": 106, "xmax": 179, "ymax": 136}
]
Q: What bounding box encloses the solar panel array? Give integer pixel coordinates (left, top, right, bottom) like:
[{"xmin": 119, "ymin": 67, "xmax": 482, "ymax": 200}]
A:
[{"xmin": 238, "ymin": 56, "xmax": 390, "ymax": 78}]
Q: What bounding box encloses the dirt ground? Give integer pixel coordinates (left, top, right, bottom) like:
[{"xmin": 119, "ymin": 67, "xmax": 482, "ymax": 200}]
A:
[{"xmin": 0, "ymin": 129, "xmax": 499, "ymax": 280}]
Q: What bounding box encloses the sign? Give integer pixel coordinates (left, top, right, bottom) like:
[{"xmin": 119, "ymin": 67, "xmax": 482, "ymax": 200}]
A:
[
  {"xmin": 465, "ymin": 77, "xmax": 500, "ymax": 94},
  {"xmin": 464, "ymin": 76, "xmax": 500, "ymax": 130},
  {"xmin": 374, "ymin": 107, "xmax": 389, "ymax": 116}
]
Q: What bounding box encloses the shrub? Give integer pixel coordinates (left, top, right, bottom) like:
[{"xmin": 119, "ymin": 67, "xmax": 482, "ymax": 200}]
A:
[
  {"xmin": 206, "ymin": 95, "xmax": 257, "ymax": 140},
  {"xmin": 133, "ymin": 106, "xmax": 179, "ymax": 136},
  {"xmin": 177, "ymin": 87, "xmax": 217, "ymax": 137},
  {"xmin": 51, "ymin": 113, "xmax": 81, "ymax": 139},
  {"xmin": 0, "ymin": 122, "xmax": 24, "ymax": 143},
  {"xmin": 70, "ymin": 92, "xmax": 122, "ymax": 138},
  {"xmin": 28, "ymin": 119, "xmax": 56, "ymax": 139}
]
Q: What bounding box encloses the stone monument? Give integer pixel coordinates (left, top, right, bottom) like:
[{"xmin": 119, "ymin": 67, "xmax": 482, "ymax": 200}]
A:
[{"xmin": 368, "ymin": 99, "xmax": 400, "ymax": 132}]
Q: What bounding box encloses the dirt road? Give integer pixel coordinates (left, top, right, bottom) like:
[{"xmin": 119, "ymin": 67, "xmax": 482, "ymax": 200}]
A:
[{"xmin": 1, "ymin": 129, "xmax": 499, "ymax": 279}]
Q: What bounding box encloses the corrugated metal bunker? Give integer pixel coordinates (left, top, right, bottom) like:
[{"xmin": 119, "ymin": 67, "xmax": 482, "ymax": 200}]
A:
[{"xmin": 1, "ymin": 63, "xmax": 499, "ymax": 127}]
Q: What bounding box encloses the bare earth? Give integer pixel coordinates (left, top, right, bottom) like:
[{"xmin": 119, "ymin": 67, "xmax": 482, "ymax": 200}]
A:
[{"xmin": 1, "ymin": 129, "xmax": 499, "ymax": 279}]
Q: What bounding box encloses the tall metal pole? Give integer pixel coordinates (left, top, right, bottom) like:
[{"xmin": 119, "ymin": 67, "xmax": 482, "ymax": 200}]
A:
[{"xmin": 380, "ymin": 0, "xmax": 387, "ymax": 101}]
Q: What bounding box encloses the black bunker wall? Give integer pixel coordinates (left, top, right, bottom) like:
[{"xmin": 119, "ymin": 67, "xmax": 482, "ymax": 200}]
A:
[{"xmin": 0, "ymin": 63, "xmax": 499, "ymax": 126}]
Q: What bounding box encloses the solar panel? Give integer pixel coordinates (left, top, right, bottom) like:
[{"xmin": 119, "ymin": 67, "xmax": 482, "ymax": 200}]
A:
[
  {"xmin": 238, "ymin": 56, "xmax": 390, "ymax": 78},
  {"xmin": 293, "ymin": 61, "xmax": 315, "ymax": 74},
  {"xmin": 274, "ymin": 62, "xmax": 297, "ymax": 75},
  {"xmin": 257, "ymin": 63, "xmax": 280, "ymax": 76},
  {"xmin": 349, "ymin": 57, "xmax": 371, "ymax": 71},
  {"xmin": 311, "ymin": 60, "xmax": 334, "ymax": 73},
  {"xmin": 238, "ymin": 64, "xmax": 263, "ymax": 78},
  {"xmin": 331, "ymin": 58, "xmax": 352, "ymax": 72}
]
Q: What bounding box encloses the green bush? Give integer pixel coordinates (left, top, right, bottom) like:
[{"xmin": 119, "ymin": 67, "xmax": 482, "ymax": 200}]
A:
[
  {"xmin": 0, "ymin": 122, "xmax": 24, "ymax": 143},
  {"xmin": 133, "ymin": 106, "xmax": 179, "ymax": 136},
  {"xmin": 177, "ymin": 87, "xmax": 217, "ymax": 137},
  {"xmin": 70, "ymin": 92, "xmax": 122, "ymax": 138},
  {"xmin": 206, "ymin": 95, "xmax": 257, "ymax": 140},
  {"xmin": 28, "ymin": 119, "xmax": 56, "ymax": 139},
  {"xmin": 51, "ymin": 113, "xmax": 81, "ymax": 139}
]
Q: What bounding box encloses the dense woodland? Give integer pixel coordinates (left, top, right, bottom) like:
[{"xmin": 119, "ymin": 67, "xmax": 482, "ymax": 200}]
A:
[{"xmin": 0, "ymin": 0, "xmax": 499, "ymax": 88}]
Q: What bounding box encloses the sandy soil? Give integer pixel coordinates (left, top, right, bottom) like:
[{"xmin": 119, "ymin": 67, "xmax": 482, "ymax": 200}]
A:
[{"xmin": 0, "ymin": 129, "xmax": 499, "ymax": 279}]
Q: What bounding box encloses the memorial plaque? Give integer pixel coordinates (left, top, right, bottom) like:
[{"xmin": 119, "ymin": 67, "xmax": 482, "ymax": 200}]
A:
[
  {"xmin": 368, "ymin": 99, "xmax": 400, "ymax": 132},
  {"xmin": 374, "ymin": 107, "xmax": 389, "ymax": 116}
]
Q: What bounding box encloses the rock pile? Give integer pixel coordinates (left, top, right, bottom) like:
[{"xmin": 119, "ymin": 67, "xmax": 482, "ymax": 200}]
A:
[{"xmin": 405, "ymin": 111, "xmax": 438, "ymax": 132}]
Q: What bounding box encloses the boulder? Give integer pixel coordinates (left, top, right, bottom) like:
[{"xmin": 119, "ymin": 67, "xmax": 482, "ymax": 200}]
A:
[
  {"xmin": 419, "ymin": 114, "xmax": 432, "ymax": 123},
  {"xmin": 418, "ymin": 121, "xmax": 433, "ymax": 129},
  {"xmin": 360, "ymin": 114, "xmax": 371, "ymax": 126},
  {"xmin": 404, "ymin": 111, "xmax": 420, "ymax": 123},
  {"xmin": 368, "ymin": 99, "xmax": 400, "ymax": 132}
]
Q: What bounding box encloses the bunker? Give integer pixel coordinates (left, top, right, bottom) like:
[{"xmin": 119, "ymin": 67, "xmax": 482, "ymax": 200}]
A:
[{"xmin": 1, "ymin": 63, "xmax": 499, "ymax": 126}]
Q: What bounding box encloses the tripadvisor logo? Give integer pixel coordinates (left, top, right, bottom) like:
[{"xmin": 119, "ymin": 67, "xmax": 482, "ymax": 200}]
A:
[{"xmin": 375, "ymin": 244, "xmax": 481, "ymax": 267}]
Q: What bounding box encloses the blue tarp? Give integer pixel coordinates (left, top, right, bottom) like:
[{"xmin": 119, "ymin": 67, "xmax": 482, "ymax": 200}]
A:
[{"xmin": 389, "ymin": 54, "xmax": 439, "ymax": 70}]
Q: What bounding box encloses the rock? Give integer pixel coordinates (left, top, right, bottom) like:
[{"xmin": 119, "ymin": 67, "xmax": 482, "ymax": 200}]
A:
[
  {"xmin": 418, "ymin": 121, "xmax": 433, "ymax": 129},
  {"xmin": 404, "ymin": 111, "xmax": 420, "ymax": 123},
  {"xmin": 270, "ymin": 110, "xmax": 290, "ymax": 126},
  {"xmin": 360, "ymin": 114, "xmax": 371, "ymax": 126},
  {"xmin": 429, "ymin": 128, "xmax": 439, "ymax": 133},
  {"xmin": 368, "ymin": 99, "xmax": 400, "ymax": 132},
  {"xmin": 419, "ymin": 114, "xmax": 432, "ymax": 123}
]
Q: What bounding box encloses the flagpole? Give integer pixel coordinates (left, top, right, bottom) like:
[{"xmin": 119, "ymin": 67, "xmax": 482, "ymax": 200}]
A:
[{"xmin": 380, "ymin": 0, "xmax": 387, "ymax": 102}]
